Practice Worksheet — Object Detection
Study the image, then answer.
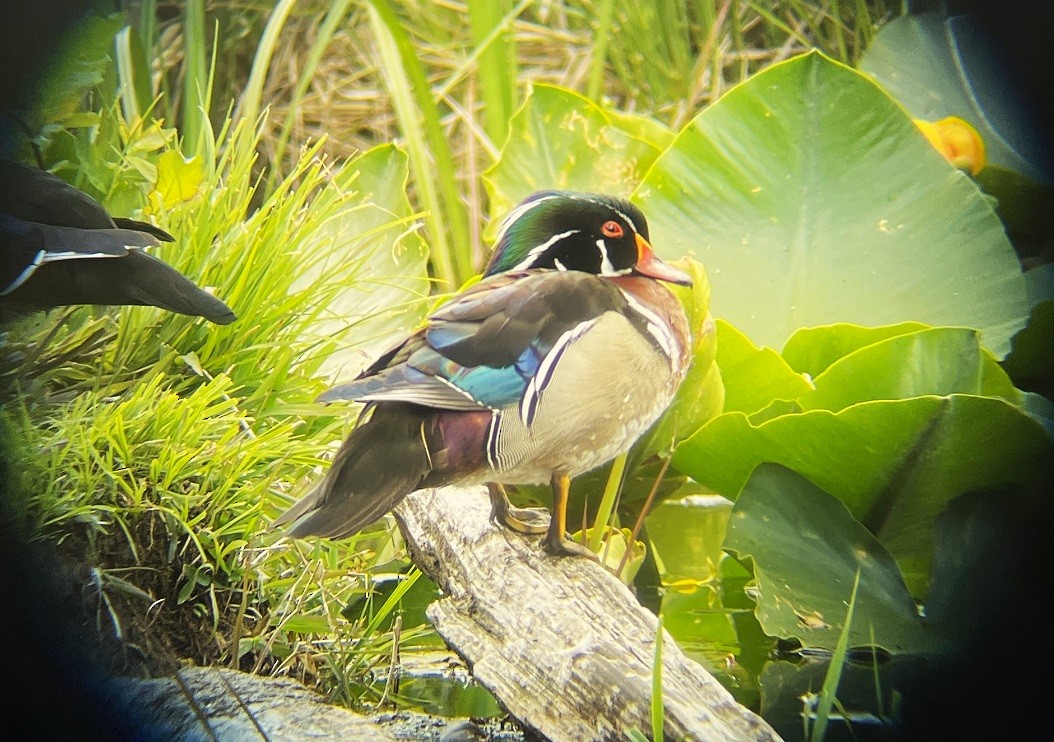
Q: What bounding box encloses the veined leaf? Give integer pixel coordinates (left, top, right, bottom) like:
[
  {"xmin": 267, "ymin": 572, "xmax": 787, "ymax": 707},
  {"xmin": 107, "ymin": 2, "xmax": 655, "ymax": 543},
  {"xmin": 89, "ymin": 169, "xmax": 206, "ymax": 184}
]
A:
[
  {"xmin": 726, "ymin": 463, "xmax": 936, "ymax": 654},
  {"xmin": 674, "ymin": 395, "xmax": 1053, "ymax": 595},
  {"xmin": 634, "ymin": 51, "xmax": 1027, "ymax": 357},
  {"xmin": 484, "ymin": 83, "xmax": 662, "ymax": 239}
]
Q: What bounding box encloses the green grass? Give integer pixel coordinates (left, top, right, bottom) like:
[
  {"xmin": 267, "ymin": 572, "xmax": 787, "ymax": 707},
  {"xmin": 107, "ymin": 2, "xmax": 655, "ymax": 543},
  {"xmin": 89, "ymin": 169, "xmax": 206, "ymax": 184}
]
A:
[{"xmin": 2, "ymin": 105, "xmax": 432, "ymax": 703}]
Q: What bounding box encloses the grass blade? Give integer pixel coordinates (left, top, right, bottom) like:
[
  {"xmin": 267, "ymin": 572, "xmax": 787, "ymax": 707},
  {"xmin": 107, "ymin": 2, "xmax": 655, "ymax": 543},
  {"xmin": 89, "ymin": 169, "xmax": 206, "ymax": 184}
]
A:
[
  {"xmin": 114, "ymin": 26, "xmax": 141, "ymax": 122},
  {"xmin": 468, "ymin": 0, "xmax": 519, "ymax": 147},
  {"xmin": 181, "ymin": 0, "xmax": 207, "ymax": 155},
  {"xmin": 809, "ymin": 568, "xmax": 861, "ymax": 741},
  {"xmin": 237, "ymin": 0, "xmax": 298, "ymax": 126},
  {"xmin": 586, "ymin": 0, "xmax": 617, "ymax": 102},
  {"xmin": 587, "ymin": 452, "xmax": 627, "ymax": 553},
  {"xmin": 367, "ymin": 0, "xmax": 473, "ymax": 288}
]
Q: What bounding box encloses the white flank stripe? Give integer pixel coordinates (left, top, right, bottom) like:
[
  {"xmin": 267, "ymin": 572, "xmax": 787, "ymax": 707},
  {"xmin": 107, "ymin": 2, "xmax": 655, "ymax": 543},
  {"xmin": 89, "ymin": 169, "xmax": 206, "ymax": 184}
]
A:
[
  {"xmin": 1, "ymin": 249, "xmax": 45, "ymax": 295},
  {"xmin": 486, "ymin": 411, "xmax": 502, "ymax": 470},
  {"xmin": 553, "ymin": 258, "xmax": 568, "ymax": 271},
  {"xmin": 42, "ymin": 247, "xmax": 140, "ymax": 263},
  {"xmin": 518, "ymin": 318, "xmax": 600, "ymax": 427}
]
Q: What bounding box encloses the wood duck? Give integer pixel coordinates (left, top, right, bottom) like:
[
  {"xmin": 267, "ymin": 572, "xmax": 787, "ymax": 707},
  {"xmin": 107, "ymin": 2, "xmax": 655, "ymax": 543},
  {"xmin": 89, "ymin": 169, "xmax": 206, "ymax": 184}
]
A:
[
  {"xmin": 0, "ymin": 159, "xmax": 236, "ymax": 324},
  {"xmin": 274, "ymin": 191, "xmax": 691, "ymax": 556}
]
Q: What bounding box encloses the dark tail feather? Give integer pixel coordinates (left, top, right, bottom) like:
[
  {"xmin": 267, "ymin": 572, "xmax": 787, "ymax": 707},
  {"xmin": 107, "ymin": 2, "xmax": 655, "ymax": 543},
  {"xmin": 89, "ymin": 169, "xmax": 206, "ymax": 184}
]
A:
[
  {"xmin": 2, "ymin": 223, "xmax": 236, "ymax": 324},
  {"xmin": 111, "ymin": 218, "xmax": 175, "ymax": 242},
  {"xmin": 102, "ymin": 251, "xmax": 237, "ymax": 324},
  {"xmin": 17, "ymin": 250, "xmax": 238, "ymax": 324},
  {"xmin": 272, "ymin": 403, "xmax": 433, "ymax": 539}
]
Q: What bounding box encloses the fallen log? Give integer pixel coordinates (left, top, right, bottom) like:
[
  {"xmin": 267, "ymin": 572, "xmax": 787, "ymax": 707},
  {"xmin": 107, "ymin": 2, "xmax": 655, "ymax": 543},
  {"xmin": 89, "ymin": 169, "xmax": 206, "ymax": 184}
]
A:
[{"xmin": 395, "ymin": 485, "xmax": 782, "ymax": 742}]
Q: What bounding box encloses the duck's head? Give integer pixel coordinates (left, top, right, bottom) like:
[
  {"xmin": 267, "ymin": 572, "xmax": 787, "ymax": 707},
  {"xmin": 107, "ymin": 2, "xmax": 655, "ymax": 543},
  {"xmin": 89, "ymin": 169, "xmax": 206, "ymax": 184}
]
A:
[{"xmin": 484, "ymin": 191, "xmax": 691, "ymax": 286}]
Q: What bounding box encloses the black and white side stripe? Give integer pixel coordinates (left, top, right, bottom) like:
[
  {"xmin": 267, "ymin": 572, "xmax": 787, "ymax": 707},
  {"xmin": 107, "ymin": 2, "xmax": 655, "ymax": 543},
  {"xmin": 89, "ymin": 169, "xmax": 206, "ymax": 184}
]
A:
[{"xmin": 518, "ymin": 317, "xmax": 600, "ymax": 428}]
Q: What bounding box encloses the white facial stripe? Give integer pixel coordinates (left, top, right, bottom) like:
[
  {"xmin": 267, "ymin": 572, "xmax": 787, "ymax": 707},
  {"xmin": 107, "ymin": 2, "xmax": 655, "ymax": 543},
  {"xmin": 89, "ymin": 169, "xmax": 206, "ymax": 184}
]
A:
[
  {"xmin": 595, "ymin": 239, "xmax": 633, "ymax": 277},
  {"xmin": 494, "ymin": 194, "xmax": 561, "ymax": 245},
  {"xmin": 621, "ymin": 290, "xmax": 678, "ymax": 362},
  {"xmin": 565, "ymin": 193, "xmax": 644, "ymax": 236},
  {"xmin": 595, "ymin": 239, "xmax": 615, "ymax": 274},
  {"xmin": 509, "ymin": 229, "xmax": 580, "ymax": 271}
]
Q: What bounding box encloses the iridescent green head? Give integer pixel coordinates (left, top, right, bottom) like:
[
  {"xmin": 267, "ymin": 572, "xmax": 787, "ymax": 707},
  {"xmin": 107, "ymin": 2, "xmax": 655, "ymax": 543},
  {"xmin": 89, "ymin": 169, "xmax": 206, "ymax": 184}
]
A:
[{"xmin": 483, "ymin": 191, "xmax": 690, "ymax": 285}]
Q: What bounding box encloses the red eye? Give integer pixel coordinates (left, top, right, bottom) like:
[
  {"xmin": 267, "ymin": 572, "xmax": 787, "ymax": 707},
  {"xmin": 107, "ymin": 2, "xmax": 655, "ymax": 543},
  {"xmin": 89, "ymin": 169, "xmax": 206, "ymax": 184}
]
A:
[{"xmin": 601, "ymin": 220, "xmax": 624, "ymax": 238}]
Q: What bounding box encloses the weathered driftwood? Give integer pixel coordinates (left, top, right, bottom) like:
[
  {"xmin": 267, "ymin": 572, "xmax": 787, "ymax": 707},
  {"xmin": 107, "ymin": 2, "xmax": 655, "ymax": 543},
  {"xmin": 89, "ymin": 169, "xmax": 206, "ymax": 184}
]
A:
[
  {"xmin": 395, "ymin": 486, "xmax": 782, "ymax": 742},
  {"xmin": 104, "ymin": 666, "xmax": 396, "ymax": 740}
]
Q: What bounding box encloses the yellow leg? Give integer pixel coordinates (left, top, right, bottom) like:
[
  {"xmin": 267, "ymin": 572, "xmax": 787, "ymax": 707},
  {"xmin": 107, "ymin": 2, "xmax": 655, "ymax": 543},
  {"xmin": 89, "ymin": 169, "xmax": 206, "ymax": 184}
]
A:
[
  {"xmin": 487, "ymin": 483, "xmax": 549, "ymax": 535},
  {"xmin": 543, "ymin": 472, "xmax": 596, "ymax": 559}
]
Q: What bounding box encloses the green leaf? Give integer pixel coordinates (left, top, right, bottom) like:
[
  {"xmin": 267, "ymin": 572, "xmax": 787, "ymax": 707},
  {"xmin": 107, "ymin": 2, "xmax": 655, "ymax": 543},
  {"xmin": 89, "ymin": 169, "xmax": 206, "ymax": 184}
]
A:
[
  {"xmin": 674, "ymin": 395, "xmax": 1054, "ymax": 595},
  {"xmin": 634, "ymin": 51, "xmax": 1027, "ymax": 357},
  {"xmin": 484, "ymin": 83, "xmax": 662, "ymax": 238},
  {"xmin": 725, "ymin": 464, "xmax": 937, "ymax": 653},
  {"xmin": 800, "ymin": 327, "xmax": 1021, "ymax": 412},
  {"xmin": 1002, "ymin": 266, "xmax": 1054, "ymax": 397},
  {"xmin": 278, "ymin": 614, "xmax": 336, "ymax": 634},
  {"xmin": 291, "ymin": 144, "xmax": 430, "ymax": 382},
  {"xmin": 781, "ymin": 322, "xmax": 931, "ymax": 377},
  {"xmin": 32, "ymin": 13, "xmax": 124, "ymax": 127},
  {"xmin": 146, "ymin": 150, "xmax": 204, "ymax": 214},
  {"xmin": 714, "ymin": 320, "xmax": 811, "ymax": 416}
]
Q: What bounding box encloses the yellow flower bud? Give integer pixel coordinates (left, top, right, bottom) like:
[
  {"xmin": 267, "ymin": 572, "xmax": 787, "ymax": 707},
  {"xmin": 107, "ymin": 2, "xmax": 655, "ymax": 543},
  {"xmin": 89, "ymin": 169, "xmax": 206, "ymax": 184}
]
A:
[{"xmin": 914, "ymin": 116, "xmax": 987, "ymax": 176}]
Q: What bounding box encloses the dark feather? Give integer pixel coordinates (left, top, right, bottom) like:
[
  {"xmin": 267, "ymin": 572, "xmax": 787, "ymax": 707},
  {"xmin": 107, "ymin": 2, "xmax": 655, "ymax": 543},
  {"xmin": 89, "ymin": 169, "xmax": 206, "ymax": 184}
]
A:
[
  {"xmin": 111, "ymin": 218, "xmax": 175, "ymax": 242},
  {"xmin": 273, "ymin": 403, "xmax": 437, "ymax": 538},
  {"xmin": 0, "ymin": 160, "xmax": 236, "ymax": 324},
  {"xmin": 0, "ymin": 159, "xmax": 115, "ymax": 229},
  {"xmin": 314, "ymin": 270, "xmax": 628, "ymax": 411}
]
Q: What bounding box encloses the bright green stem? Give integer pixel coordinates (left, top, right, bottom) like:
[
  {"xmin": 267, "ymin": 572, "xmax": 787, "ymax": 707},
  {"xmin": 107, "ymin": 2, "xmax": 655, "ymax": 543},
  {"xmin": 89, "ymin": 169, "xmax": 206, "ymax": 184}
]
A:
[
  {"xmin": 468, "ymin": 0, "xmax": 518, "ymax": 148},
  {"xmin": 367, "ymin": 0, "xmax": 473, "ymax": 288},
  {"xmin": 586, "ymin": 0, "xmax": 617, "ymax": 102},
  {"xmin": 810, "ymin": 568, "xmax": 860, "ymax": 741},
  {"xmin": 588, "ymin": 452, "xmax": 627, "ymax": 553},
  {"xmin": 181, "ymin": 0, "xmax": 207, "ymax": 155},
  {"xmin": 238, "ymin": 0, "xmax": 298, "ymax": 126}
]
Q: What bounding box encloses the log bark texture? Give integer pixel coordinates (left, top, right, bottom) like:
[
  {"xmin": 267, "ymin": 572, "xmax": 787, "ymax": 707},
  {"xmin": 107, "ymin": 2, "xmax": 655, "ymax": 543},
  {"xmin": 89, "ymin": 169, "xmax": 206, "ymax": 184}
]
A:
[
  {"xmin": 395, "ymin": 486, "xmax": 782, "ymax": 742},
  {"xmin": 104, "ymin": 666, "xmax": 397, "ymax": 740}
]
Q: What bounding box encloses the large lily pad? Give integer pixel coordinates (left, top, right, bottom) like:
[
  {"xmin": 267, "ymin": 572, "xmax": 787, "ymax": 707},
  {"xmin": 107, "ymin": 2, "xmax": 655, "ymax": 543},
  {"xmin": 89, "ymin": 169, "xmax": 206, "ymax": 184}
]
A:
[
  {"xmin": 799, "ymin": 326, "xmax": 1021, "ymax": 412},
  {"xmin": 714, "ymin": 320, "xmax": 811, "ymax": 416},
  {"xmin": 483, "ymin": 83, "xmax": 662, "ymax": 239},
  {"xmin": 725, "ymin": 463, "xmax": 937, "ymax": 653},
  {"xmin": 673, "ymin": 395, "xmax": 1053, "ymax": 595},
  {"xmin": 633, "ymin": 51, "xmax": 1027, "ymax": 357}
]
